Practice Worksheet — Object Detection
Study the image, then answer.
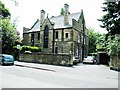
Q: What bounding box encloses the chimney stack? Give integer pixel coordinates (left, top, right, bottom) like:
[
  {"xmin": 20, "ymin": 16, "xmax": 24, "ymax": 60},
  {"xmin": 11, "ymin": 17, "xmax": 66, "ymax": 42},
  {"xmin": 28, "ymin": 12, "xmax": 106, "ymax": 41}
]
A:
[
  {"xmin": 40, "ymin": 9, "xmax": 45, "ymax": 26},
  {"xmin": 64, "ymin": 4, "xmax": 69, "ymax": 25}
]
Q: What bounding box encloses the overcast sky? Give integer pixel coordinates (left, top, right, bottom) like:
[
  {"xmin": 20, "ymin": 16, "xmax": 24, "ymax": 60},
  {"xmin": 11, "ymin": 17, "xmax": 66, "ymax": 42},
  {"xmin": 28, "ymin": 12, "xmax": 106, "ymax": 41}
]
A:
[{"xmin": 1, "ymin": 0, "xmax": 107, "ymax": 38}]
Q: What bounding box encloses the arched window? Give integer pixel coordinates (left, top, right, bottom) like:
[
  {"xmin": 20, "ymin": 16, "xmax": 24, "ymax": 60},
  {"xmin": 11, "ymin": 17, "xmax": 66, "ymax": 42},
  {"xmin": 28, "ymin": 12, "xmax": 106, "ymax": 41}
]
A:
[{"xmin": 44, "ymin": 26, "xmax": 49, "ymax": 48}]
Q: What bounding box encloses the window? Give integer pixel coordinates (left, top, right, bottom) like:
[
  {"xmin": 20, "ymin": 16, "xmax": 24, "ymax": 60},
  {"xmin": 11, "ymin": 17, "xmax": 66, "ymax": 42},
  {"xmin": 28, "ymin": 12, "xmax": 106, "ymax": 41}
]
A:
[
  {"xmin": 44, "ymin": 26, "xmax": 49, "ymax": 48},
  {"xmin": 55, "ymin": 31, "xmax": 58, "ymax": 39},
  {"xmin": 31, "ymin": 33, "xmax": 34, "ymax": 46},
  {"xmin": 38, "ymin": 33, "xmax": 40, "ymax": 40},
  {"xmin": 78, "ymin": 35, "xmax": 80, "ymax": 43},
  {"xmin": 55, "ymin": 47, "xmax": 58, "ymax": 53},
  {"xmin": 65, "ymin": 33, "xmax": 68, "ymax": 38}
]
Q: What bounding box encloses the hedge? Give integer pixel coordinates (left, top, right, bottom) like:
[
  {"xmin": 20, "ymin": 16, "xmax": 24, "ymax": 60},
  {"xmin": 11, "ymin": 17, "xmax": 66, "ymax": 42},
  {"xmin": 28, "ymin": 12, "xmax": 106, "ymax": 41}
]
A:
[{"xmin": 13, "ymin": 46, "xmax": 42, "ymax": 52}]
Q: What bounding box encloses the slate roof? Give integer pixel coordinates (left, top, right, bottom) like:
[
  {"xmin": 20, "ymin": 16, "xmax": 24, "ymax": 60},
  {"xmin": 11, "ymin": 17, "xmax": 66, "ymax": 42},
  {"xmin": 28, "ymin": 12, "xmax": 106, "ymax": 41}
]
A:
[
  {"xmin": 27, "ymin": 19, "xmax": 40, "ymax": 33},
  {"xmin": 50, "ymin": 12, "xmax": 81, "ymax": 29},
  {"xmin": 26, "ymin": 12, "xmax": 81, "ymax": 33}
]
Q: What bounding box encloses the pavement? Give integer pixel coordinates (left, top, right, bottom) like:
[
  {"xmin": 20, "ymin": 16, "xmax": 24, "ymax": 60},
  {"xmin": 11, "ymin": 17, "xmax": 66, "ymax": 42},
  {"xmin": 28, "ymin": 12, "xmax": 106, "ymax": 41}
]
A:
[{"xmin": 14, "ymin": 61, "xmax": 118, "ymax": 74}]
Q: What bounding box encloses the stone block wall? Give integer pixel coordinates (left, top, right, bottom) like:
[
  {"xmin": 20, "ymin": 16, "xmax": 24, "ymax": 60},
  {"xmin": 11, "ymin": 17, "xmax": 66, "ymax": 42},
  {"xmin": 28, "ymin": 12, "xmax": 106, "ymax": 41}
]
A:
[
  {"xmin": 19, "ymin": 53, "xmax": 73, "ymax": 67},
  {"xmin": 34, "ymin": 32, "xmax": 40, "ymax": 46},
  {"xmin": 109, "ymin": 56, "xmax": 120, "ymax": 71},
  {"xmin": 23, "ymin": 33, "xmax": 30, "ymax": 45}
]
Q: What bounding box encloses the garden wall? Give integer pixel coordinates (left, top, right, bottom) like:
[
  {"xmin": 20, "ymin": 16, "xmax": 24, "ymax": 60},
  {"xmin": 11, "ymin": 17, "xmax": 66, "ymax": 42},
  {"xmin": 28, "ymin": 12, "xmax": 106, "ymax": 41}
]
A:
[
  {"xmin": 109, "ymin": 56, "xmax": 120, "ymax": 71},
  {"xmin": 19, "ymin": 53, "xmax": 73, "ymax": 67}
]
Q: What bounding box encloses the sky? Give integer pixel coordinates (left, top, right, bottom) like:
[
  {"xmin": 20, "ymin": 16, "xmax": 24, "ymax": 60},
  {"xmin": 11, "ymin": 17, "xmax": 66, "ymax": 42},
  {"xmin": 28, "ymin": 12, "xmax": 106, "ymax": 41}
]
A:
[{"xmin": 1, "ymin": 0, "xmax": 107, "ymax": 38}]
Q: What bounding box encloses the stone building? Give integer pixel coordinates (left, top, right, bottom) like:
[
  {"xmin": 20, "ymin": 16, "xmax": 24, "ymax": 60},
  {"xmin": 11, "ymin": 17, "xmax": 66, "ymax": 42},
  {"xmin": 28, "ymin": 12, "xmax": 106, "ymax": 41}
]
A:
[{"xmin": 23, "ymin": 4, "xmax": 88, "ymax": 61}]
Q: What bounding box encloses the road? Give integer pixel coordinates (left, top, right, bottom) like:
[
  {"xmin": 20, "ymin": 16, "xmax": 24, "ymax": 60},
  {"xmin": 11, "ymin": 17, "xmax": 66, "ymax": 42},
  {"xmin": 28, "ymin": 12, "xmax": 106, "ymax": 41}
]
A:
[{"xmin": 0, "ymin": 62, "xmax": 118, "ymax": 88}]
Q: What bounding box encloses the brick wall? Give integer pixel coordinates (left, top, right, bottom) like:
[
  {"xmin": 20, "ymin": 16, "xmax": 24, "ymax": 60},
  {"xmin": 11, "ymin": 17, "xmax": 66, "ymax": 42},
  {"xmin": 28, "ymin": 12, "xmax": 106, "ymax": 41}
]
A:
[{"xmin": 19, "ymin": 53, "xmax": 73, "ymax": 67}]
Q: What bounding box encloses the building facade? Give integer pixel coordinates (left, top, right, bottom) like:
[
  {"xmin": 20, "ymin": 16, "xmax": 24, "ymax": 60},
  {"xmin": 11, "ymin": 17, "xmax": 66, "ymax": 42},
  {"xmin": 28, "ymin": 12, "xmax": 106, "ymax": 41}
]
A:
[{"xmin": 23, "ymin": 4, "xmax": 88, "ymax": 61}]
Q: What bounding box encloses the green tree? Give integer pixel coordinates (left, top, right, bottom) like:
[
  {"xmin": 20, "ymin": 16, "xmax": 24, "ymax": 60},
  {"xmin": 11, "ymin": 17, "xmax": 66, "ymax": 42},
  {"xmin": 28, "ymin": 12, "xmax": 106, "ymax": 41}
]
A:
[
  {"xmin": 60, "ymin": 8, "xmax": 64, "ymax": 15},
  {"xmin": 87, "ymin": 28, "xmax": 98, "ymax": 54},
  {"xmin": 106, "ymin": 34, "xmax": 120, "ymax": 70},
  {"xmin": 96, "ymin": 34, "xmax": 106, "ymax": 50},
  {"xmin": 87, "ymin": 27, "xmax": 105, "ymax": 54},
  {"xmin": 1, "ymin": 18, "xmax": 18, "ymax": 53},
  {"xmin": 98, "ymin": 1, "xmax": 120, "ymax": 35},
  {"xmin": 0, "ymin": 0, "xmax": 11, "ymax": 17},
  {"xmin": 99, "ymin": 1, "xmax": 120, "ymax": 70},
  {"xmin": 0, "ymin": 0, "xmax": 19, "ymax": 54}
]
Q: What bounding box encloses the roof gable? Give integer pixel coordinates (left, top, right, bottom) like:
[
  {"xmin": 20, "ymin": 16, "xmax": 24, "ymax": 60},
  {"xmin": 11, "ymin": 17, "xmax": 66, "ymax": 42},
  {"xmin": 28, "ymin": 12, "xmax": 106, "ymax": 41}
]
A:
[
  {"xmin": 24, "ymin": 12, "xmax": 82, "ymax": 33},
  {"xmin": 40, "ymin": 16, "xmax": 54, "ymax": 30}
]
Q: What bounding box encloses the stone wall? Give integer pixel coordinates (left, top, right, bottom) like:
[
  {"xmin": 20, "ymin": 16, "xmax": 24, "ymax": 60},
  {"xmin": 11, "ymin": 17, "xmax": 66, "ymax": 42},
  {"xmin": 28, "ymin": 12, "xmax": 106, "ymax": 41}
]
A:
[
  {"xmin": 19, "ymin": 53, "xmax": 73, "ymax": 67},
  {"xmin": 109, "ymin": 56, "xmax": 120, "ymax": 71},
  {"xmin": 23, "ymin": 33, "xmax": 30, "ymax": 45},
  {"xmin": 34, "ymin": 32, "xmax": 40, "ymax": 46}
]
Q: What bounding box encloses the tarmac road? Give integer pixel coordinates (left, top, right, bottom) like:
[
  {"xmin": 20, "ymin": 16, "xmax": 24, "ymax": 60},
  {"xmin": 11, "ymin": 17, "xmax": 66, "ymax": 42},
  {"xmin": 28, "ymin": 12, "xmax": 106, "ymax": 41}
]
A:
[{"xmin": 0, "ymin": 61, "xmax": 118, "ymax": 88}]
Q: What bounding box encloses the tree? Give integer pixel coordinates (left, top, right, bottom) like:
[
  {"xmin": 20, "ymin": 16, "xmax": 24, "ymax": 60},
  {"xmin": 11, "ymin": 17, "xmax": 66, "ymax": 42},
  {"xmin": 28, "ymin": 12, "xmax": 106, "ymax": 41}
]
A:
[
  {"xmin": 87, "ymin": 27, "xmax": 105, "ymax": 54},
  {"xmin": 98, "ymin": 1, "xmax": 120, "ymax": 35},
  {"xmin": 0, "ymin": 0, "xmax": 19, "ymax": 54},
  {"xmin": 87, "ymin": 28, "xmax": 98, "ymax": 54},
  {"xmin": 60, "ymin": 8, "xmax": 64, "ymax": 15},
  {"xmin": 0, "ymin": 0, "xmax": 11, "ymax": 17},
  {"xmin": 96, "ymin": 34, "xmax": 106, "ymax": 50},
  {"xmin": 99, "ymin": 1, "xmax": 120, "ymax": 70},
  {"xmin": 1, "ymin": 18, "xmax": 18, "ymax": 53},
  {"xmin": 11, "ymin": 0, "xmax": 18, "ymax": 6},
  {"xmin": 106, "ymin": 34, "xmax": 120, "ymax": 70}
]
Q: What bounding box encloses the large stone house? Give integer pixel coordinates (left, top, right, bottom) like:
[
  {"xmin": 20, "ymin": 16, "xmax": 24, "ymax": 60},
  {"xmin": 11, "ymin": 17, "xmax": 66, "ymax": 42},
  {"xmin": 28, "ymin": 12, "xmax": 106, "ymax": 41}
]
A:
[{"xmin": 23, "ymin": 4, "xmax": 88, "ymax": 61}]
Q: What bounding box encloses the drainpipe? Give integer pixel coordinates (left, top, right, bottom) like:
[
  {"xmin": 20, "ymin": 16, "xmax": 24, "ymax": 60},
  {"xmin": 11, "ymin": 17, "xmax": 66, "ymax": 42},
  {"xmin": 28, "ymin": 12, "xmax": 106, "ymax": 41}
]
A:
[
  {"xmin": 82, "ymin": 21, "xmax": 85, "ymax": 62},
  {"xmin": 52, "ymin": 29, "xmax": 55, "ymax": 53}
]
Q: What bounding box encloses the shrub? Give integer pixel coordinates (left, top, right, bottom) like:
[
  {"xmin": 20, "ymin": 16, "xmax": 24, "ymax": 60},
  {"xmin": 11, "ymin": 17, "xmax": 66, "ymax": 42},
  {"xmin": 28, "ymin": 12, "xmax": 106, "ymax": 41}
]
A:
[
  {"xmin": 20, "ymin": 46, "xmax": 30, "ymax": 52},
  {"xmin": 20, "ymin": 46, "xmax": 42, "ymax": 53},
  {"xmin": 30, "ymin": 46, "xmax": 42, "ymax": 52},
  {"xmin": 13, "ymin": 46, "xmax": 17, "ymax": 49}
]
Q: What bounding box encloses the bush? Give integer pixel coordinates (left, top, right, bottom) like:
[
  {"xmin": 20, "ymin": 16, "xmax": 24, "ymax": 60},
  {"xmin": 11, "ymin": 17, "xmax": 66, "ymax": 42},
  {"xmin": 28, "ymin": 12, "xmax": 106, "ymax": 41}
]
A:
[
  {"xmin": 13, "ymin": 46, "xmax": 17, "ymax": 49},
  {"xmin": 20, "ymin": 46, "xmax": 42, "ymax": 53},
  {"xmin": 30, "ymin": 46, "xmax": 42, "ymax": 52},
  {"xmin": 20, "ymin": 46, "xmax": 30, "ymax": 52}
]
